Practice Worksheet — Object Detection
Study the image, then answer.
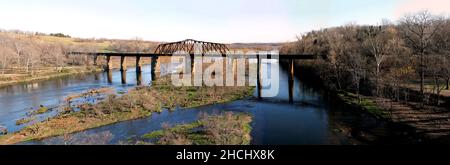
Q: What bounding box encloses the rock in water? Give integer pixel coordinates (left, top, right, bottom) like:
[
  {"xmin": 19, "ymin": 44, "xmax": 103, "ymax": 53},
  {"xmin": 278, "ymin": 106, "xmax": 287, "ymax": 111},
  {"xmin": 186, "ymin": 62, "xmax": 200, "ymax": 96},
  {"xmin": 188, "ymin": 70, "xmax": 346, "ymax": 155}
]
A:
[{"xmin": 0, "ymin": 126, "xmax": 7, "ymax": 135}]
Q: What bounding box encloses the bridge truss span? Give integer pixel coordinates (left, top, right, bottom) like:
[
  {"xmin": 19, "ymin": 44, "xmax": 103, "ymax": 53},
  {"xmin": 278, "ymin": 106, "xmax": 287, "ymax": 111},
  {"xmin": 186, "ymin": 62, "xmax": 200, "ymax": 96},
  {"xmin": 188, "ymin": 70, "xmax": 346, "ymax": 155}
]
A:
[{"xmin": 154, "ymin": 39, "xmax": 229, "ymax": 55}]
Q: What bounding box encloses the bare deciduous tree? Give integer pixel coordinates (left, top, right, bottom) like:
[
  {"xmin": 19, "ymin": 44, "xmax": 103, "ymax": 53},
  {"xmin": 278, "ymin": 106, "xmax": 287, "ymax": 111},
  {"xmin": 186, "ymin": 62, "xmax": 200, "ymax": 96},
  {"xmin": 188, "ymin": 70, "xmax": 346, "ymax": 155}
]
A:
[
  {"xmin": 130, "ymin": 37, "xmax": 146, "ymax": 53},
  {"xmin": 0, "ymin": 34, "xmax": 14, "ymax": 74},
  {"xmin": 425, "ymin": 55, "xmax": 448, "ymax": 105},
  {"xmin": 399, "ymin": 11, "xmax": 442, "ymax": 96},
  {"xmin": 363, "ymin": 23, "xmax": 398, "ymax": 95}
]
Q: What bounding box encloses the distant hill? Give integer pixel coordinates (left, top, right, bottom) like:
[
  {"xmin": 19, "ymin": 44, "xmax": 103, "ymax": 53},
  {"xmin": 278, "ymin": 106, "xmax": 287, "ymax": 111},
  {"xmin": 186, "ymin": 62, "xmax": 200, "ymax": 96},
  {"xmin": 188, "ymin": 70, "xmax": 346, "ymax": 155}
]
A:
[
  {"xmin": 0, "ymin": 29, "xmax": 288, "ymax": 52},
  {"xmin": 228, "ymin": 43, "xmax": 285, "ymax": 51}
]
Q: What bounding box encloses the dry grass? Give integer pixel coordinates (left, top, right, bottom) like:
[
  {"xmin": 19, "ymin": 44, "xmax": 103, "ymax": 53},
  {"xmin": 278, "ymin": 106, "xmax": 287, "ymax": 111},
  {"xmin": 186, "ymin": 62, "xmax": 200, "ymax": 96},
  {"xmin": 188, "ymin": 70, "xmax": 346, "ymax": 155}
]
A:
[
  {"xmin": 65, "ymin": 87, "xmax": 115, "ymax": 103},
  {"xmin": 402, "ymin": 83, "xmax": 450, "ymax": 97},
  {"xmin": 143, "ymin": 112, "xmax": 252, "ymax": 145},
  {"xmin": 0, "ymin": 76, "xmax": 254, "ymax": 145}
]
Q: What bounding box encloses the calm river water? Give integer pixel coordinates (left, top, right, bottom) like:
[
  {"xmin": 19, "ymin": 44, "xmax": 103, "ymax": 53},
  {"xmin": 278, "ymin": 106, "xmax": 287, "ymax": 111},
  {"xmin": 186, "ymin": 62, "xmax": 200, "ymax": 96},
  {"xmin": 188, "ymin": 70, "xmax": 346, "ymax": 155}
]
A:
[{"xmin": 0, "ymin": 59, "xmax": 424, "ymax": 145}]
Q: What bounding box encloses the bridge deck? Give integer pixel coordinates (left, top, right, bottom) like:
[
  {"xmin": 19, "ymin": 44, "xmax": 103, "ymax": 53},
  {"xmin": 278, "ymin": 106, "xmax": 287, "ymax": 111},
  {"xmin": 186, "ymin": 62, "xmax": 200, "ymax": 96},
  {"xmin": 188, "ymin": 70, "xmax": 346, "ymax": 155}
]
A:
[{"xmin": 69, "ymin": 52, "xmax": 320, "ymax": 60}]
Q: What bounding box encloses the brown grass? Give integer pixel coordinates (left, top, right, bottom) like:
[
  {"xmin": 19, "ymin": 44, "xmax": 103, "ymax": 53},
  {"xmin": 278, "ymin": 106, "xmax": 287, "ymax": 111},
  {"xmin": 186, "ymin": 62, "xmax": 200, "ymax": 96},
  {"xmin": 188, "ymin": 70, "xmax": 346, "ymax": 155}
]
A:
[
  {"xmin": 0, "ymin": 76, "xmax": 254, "ymax": 145},
  {"xmin": 144, "ymin": 112, "xmax": 252, "ymax": 145},
  {"xmin": 65, "ymin": 87, "xmax": 115, "ymax": 102}
]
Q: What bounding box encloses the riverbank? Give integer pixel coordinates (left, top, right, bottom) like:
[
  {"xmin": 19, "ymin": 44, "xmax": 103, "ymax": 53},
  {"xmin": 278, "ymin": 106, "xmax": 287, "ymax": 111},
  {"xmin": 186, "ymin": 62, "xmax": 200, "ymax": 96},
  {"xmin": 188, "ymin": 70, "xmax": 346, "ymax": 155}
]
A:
[
  {"xmin": 0, "ymin": 77, "xmax": 254, "ymax": 145},
  {"xmin": 0, "ymin": 66, "xmax": 103, "ymax": 88},
  {"xmin": 292, "ymin": 60, "xmax": 450, "ymax": 141},
  {"xmin": 139, "ymin": 112, "xmax": 252, "ymax": 145},
  {"xmin": 0, "ymin": 57, "xmax": 155, "ymax": 88}
]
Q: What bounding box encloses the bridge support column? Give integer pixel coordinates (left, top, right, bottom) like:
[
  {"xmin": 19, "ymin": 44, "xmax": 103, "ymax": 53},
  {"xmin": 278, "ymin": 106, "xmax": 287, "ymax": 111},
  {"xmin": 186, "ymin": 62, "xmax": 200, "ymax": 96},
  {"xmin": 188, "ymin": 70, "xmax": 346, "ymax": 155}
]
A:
[
  {"xmin": 151, "ymin": 56, "xmax": 159, "ymax": 81},
  {"xmin": 136, "ymin": 56, "xmax": 142, "ymax": 73},
  {"xmin": 289, "ymin": 59, "xmax": 295, "ymax": 103},
  {"xmin": 120, "ymin": 56, "xmax": 127, "ymax": 71},
  {"xmin": 136, "ymin": 71, "xmax": 142, "ymax": 86},
  {"xmin": 93, "ymin": 55, "xmax": 98, "ymax": 66},
  {"xmin": 257, "ymin": 56, "xmax": 262, "ymax": 99},
  {"xmin": 190, "ymin": 55, "xmax": 195, "ymax": 74},
  {"xmin": 84, "ymin": 55, "xmax": 89, "ymax": 66},
  {"xmin": 106, "ymin": 56, "xmax": 113, "ymax": 71},
  {"xmin": 107, "ymin": 70, "xmax": 113, "ymax": 84},
  {"xmin": 245, "ymin": 58, "xmax": 250, "ymax": 86},
  {"xmin": 121, "ymin": 70, "xmax": 127, "ymax": 84},
  {"xmin": 232, "ymin": 58, "xmax": 237, "ymax": 79}
]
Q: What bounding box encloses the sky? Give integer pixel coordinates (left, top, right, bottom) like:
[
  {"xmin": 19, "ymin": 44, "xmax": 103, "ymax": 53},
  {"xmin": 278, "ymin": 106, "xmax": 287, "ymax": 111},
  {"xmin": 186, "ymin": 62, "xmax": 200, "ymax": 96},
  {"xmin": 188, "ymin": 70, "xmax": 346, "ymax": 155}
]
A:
[{"xmin": 0, "ymin": 0, "xmax": 449, "ymax": 43}]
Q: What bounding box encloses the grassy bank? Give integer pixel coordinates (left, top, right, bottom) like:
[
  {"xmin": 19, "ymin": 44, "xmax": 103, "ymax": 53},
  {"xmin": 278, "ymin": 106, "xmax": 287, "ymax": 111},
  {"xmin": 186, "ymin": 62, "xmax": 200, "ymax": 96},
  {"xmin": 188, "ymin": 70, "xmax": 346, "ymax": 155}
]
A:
[
  {"xmin": 141, "ymin": 112, "xmax": 252, "ymax": 145},
  {"xmin": 0, "ymin": 77, "xmax": 254, "ymax": 145},
  {"xmin": 335, "ymin": 91, "xmax": 388, "ymax": 119},
  {"xmin": 0, "ymin": 57, "xmax": 154, "ymax": 88}
]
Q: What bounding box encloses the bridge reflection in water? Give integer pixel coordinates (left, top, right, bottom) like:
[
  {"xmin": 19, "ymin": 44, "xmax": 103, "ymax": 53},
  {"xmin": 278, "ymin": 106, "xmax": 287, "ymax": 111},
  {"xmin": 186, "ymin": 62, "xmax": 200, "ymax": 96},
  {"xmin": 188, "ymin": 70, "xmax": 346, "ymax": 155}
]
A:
[
  {"xmin": 100, "ymin": 55, "xmax": 301, "ymax": 103},
  {"xmin": 104, "ymin": 56, "xmax": 160, "ymax": 86}
]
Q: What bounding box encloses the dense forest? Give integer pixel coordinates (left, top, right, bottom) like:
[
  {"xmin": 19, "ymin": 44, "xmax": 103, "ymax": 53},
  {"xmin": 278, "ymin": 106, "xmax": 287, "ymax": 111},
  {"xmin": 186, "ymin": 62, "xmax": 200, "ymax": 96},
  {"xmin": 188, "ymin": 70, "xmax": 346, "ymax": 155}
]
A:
[{"xmin": 281, "ymin": 11, "xmax": 449, "ymax": 107}]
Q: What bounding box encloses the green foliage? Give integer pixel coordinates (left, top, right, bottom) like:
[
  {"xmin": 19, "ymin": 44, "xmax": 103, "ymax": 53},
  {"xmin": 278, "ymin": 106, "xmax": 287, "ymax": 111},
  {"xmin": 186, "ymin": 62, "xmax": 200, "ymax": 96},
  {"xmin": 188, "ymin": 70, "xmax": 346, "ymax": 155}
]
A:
[{"xmin": 338, "ymin": 91, "xmax": 387, "ymax": 119}]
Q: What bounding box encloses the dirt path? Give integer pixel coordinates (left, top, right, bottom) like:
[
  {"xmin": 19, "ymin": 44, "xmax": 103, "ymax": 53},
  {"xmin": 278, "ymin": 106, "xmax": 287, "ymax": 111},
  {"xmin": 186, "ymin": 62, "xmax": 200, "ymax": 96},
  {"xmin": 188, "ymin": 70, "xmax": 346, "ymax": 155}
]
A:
[{"xmin": 375, "ymin": 98, "xmax": 450, "ymax": 138}]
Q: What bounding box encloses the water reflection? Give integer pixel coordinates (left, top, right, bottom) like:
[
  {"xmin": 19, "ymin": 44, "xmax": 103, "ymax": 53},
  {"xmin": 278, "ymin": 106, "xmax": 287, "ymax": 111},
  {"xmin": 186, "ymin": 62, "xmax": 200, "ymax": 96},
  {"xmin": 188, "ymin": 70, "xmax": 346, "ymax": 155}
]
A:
[
  {"xmin": 0, "ymin": 63, "xmax": 157, "ymax": 133},
  {"xmin": 136, "ymin": 70, "xmax": 142, "ymax": 86},
  {"xmin": 121, "ymin": 70, "xmax": 127, "ymax": 84},
  {"xmin": 107, "ymin": 70, "xmax": 113, "ymax": 83},
  {"xmin": 14, "ymin": 59, "xmax": 424, "ymax": 145}
]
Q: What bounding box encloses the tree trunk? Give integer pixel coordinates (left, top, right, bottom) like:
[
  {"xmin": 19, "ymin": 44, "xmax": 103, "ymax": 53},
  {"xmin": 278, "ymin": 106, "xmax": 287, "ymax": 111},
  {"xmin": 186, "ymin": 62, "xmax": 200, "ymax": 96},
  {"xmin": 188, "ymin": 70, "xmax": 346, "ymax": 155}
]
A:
[
  {"xmin": 376, "ymin": 64, "xmax": 380, "ymax": 96},
  {"xmin": 2, "ymin": 56, "xmax": 6, "ymax": 75},
  {"xmin": 357, "ymin": 86, "xmax": 361, "ymax": 104},
  {"xmin": 446, "ymin": 77, "xmax": 449, "ymax": 90},
  {"xmin": 334, "ymin": 65, "xmax": 342, "ymax": 90},
  {"xmin": 31, "ymin": 62, "xmax": 34, "ymax": 76},
  {"xmin": 420, "ymin": 53, "xmax": 425, "ymax": 96},
  {"xmin": 25, "ymin": 56, "xmax": 31, "ymax": 73},
  {"xmin": 435, "ymin": 78, "xmax": 441, "ymax": 106}
]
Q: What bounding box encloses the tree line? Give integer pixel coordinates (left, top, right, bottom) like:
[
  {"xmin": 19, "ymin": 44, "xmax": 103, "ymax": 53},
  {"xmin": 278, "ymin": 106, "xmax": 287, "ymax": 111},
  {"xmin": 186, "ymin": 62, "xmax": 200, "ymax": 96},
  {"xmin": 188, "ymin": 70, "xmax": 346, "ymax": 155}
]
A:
[
  {"xmin": 0, "ymin": 32, "xmax": 157, "ymax": 76},
  {"xmin": 281, "ymin": 11, "xmax": 450, "ymax": 106}
]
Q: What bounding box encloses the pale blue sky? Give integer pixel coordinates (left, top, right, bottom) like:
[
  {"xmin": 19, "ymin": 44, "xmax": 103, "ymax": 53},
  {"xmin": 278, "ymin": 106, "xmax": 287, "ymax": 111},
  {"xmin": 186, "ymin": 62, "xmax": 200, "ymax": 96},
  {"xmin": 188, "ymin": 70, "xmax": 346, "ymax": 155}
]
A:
[{"xmin": 0, "ymin": 0, "xmax": 448, "ymax": 43}]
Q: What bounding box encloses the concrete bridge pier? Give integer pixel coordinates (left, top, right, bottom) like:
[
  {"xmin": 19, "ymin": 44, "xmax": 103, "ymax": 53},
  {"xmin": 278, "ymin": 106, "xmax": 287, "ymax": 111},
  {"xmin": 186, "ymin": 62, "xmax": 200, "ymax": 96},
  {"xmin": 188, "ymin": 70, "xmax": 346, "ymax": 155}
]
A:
[
  {"xmin": 190, "ymin": 55, "xmax": 195, "ymax": 74},
  {"xmin": 136, "ymin": 56, "xmax": 143, "ymax": 85},
  {"xmin": 121, "ymin": 70, "xmax": 127, "ymax": 84},
  {"xmin": 107, "ymin": 69, "xmax": 113, "ymax": 84},
  {"xmin": 120, "ymin": 56, "xmax": 127, "ymax": 71},
  {"xmin": 288, "ymin": 59, "xmax": 295, "ymax": 103},
  {"xmin": 151, "ymin": 56, "xmax": 159, "ymax": 81},
  {"xmin": 257, "ymin": 57, "xmax": 262, "ymax": 99},
  {"xmin": 120, "ymin": 56, "xmax": 127, "ymax": 84},
  {"xmin": 136, "ymin": 71, "xmax": 142, "ymax": 86},
  {"xmin": 136, "ymin": 56, "xmax": 142, "ymax": 73},
  {"xmin": 93, "ymin": 55, "xmax": 98, "ymax": 66},
  {"xmin": 106, "ymin": 55, "xmax": 113, "ymax": 71}
]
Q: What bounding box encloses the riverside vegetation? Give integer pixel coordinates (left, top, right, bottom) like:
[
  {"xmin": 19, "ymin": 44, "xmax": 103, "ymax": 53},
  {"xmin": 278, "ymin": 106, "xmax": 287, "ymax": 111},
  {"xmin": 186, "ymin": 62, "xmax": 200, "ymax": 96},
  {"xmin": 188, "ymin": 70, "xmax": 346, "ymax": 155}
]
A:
[
  {"xmin": 0, "ymin": 30, "xmax": 158, "ymax": 87},
  {"xmin": 0, "ymin": 77, "xmax": 254, "ymax": 145},
  {"xmin": 281, "ymin": 11, "xmax": 450, "ymax": 139},
  {"xmin": 139, "ymin": 112, "xmax": 252, "ymax": 145}
]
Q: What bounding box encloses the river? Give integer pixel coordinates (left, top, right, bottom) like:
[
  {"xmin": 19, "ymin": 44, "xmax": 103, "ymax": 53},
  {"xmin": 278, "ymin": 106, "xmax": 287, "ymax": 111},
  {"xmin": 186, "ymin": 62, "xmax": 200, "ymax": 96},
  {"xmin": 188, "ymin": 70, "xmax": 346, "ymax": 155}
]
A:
[{"xmin": 0, "ymin": 59, "xmax": 424, "ymax": 145}]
